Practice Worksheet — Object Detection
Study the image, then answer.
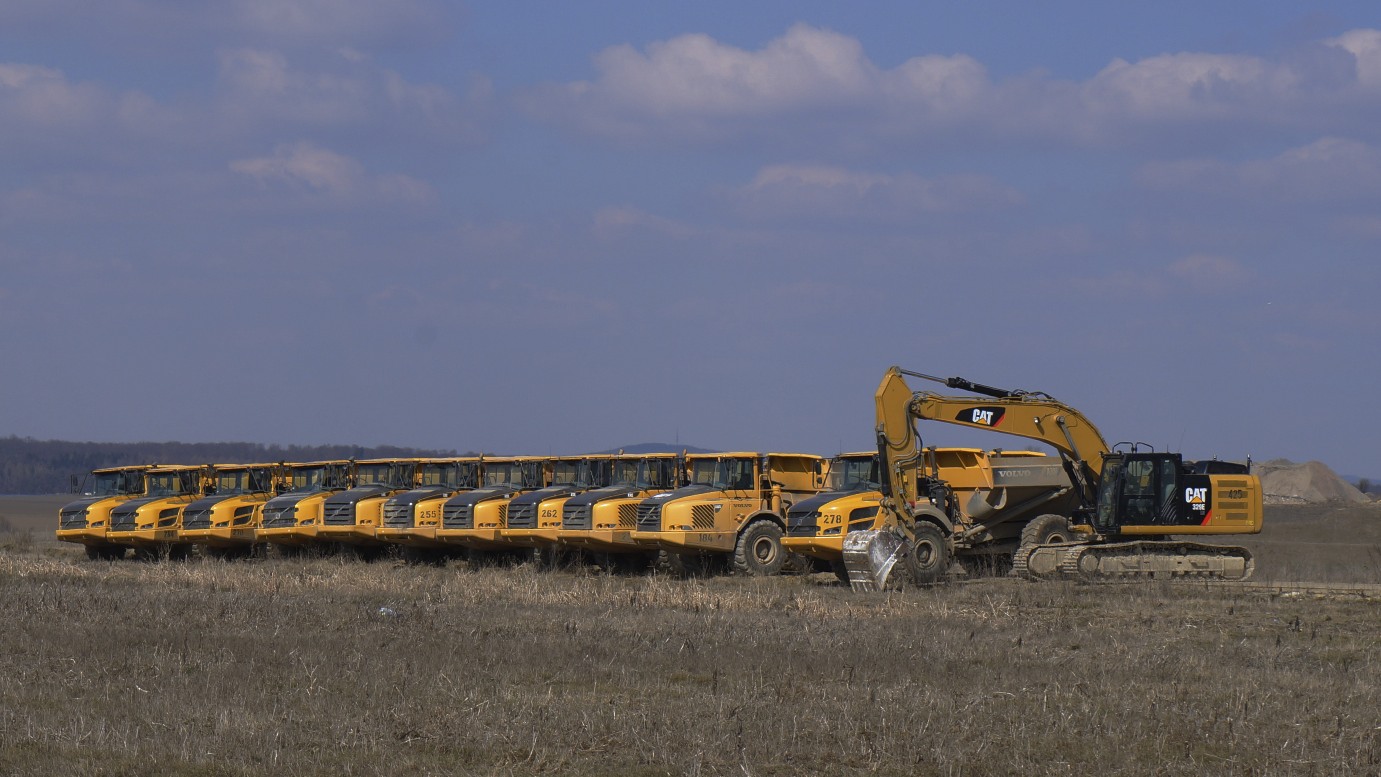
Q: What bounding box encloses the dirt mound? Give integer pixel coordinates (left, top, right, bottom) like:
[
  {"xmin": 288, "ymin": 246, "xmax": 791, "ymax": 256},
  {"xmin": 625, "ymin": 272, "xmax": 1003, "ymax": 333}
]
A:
[{"xmin": 1253, "ymin": 459, "xmax": 1370, "ymax": 504}]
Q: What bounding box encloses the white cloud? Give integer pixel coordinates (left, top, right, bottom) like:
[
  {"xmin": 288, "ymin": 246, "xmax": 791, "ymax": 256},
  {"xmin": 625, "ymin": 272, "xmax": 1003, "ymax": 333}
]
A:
[
  {"xmin": 1329, "ymin": 29, "xmax": 1381, "ymax": 87},
  {"xmin": 0, "ymin": 63, "xmax": 106, "ymax": 127},
  {"xmin": 230, "ymin": 141, "xmax": 433, "ymax": 203},
  {"xmin": 530, "ymin": 25, "xmax": 1381, "ymax": 152},
  {"xmin": 1169, "ymin": 255, "xmax": 1251, "ymax": 288},
  {"xmin": 728, "ymin": 163, "xmax": 1024, "ymax": 223},
  {"xmin": 1074, "ymin": 255, "xmax": 1251, "ymax": 298},
  {"xmin": 1137, "ymin": 137, "xmax": 1381, "ymax": 201},
  {"xmin": 593, "ymin": 206, "xmax": 696, "ymax": 239},
  {"xmin": 214, "ymin": 48, "xmax": 488, "ymax": 140}
]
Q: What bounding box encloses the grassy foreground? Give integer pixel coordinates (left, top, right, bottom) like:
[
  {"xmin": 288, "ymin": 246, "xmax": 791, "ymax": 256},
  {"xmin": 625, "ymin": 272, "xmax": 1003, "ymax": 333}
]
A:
[
  {"xmin": 2, "ymin": 499, "xmax": 1380, "ymax": 775},
  {"xmin": 0, "ymin": 546, "xmax": 1378, "ymax": 776}
]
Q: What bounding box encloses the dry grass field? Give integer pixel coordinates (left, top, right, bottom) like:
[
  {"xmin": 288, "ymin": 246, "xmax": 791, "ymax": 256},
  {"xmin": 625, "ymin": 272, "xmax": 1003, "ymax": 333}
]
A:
[{"xmin": 0, "ymin": 497, "xmax": 1378, "ymax": 776}]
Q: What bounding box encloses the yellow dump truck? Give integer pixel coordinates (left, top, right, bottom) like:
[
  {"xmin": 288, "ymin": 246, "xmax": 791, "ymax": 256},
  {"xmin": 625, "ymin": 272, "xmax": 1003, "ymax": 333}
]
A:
[
  {"xmin": 105, "ymin": 464, "xmax": 210, "ymax": 560},
  {"xmin": 57, "ymin": 464, "xmax": 154, "ymax": 560},
  {"xmin": 500, "ymin": 455, "xmax": 617, "ymax": 553},
  {"xmin": 377, "ymin": 457, "xmax": 483, "ymax": 558},
  {"xmin": 435, "ymin": 456, "xmax": 550, "ymax": 556},
  {"xmin": 316, "ymin": 458, "xmax": 421, "ymax": 557},
  {"xmin": 257, "ymin": 460, "xmax": 354, "ymax": 553},
  {"xmin": 557, "ymin": 453, "xmax": 685, "ymax": 571},
  {"xmin": 785, "ymin": 448, "xmax": 1072, "ymax": 581},
  {"xmin": 630, "ymin": 452, "xmax": 827, "ymax": 575},
  {"xmin": 179, "ymin": 463, "xmax": 282, "ymax": 558}
]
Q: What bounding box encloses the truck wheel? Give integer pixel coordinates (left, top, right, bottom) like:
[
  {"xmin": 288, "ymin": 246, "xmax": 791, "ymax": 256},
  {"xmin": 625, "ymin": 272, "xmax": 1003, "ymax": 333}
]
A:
[
  {"xmin": 733, "ymin": 521, "xmax": 785, "ymax": 576},
  {"xmin": 1021, "ymin": 514, "xmax": 1076, "ymax": 548},
  {"xmin": 84, "ymin": 545, "xmax": 101, "ymax": 561},
  {"xmin": 902, "ymin": 523, "xmax": 950, "ymax": 585}
]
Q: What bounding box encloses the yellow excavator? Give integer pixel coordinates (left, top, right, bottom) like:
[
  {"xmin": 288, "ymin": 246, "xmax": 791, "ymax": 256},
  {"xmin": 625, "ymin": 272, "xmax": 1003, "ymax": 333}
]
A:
[{"xmin": 844, "ymin": 367, "xmax": 1262, "ymax": 588}]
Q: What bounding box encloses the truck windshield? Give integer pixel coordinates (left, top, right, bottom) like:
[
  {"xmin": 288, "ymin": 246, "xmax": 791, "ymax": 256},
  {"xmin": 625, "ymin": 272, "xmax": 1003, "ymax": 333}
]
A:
[
  {"xmin": 356, "ymin": 463, "xmax": 406, "ymax": 487},
  {"xmin": 690, "ymin": 459, "xmax": 754, "ymax": 490},
  {"xmin": 551, "ymin": 461, "xmax": 581, "ymax": 486},
  {"xmin": 633, "ymin": 458, "xmax": 677, "ymax": 489},
  {"xmin": 420, "ymin": 462, "xmax": 477, "ymax": 488},
  {"xmin": 86, "ymin": 471, "xmax": 142, "ymax": 497},
  {"xmin": 146, "ymin": 472, "xmax": 197, "ymax": 497},
  {"xmin": 574, "ymin": 460, "xmax": 611, "ymax": 488},
  {"xmin": 484, "ymin": 462, "xmax": 529, "ymax": 487},
  {"xmin": 285, "ymin": 466, "xmax": 342, "ymax": 493},
  {"xmin": 828, "ymin": 457, "xmax": 881, "ymax": 492},
  {"xmin": 213, "ymin": 469, "xmax": 270, "ymax": 496}
]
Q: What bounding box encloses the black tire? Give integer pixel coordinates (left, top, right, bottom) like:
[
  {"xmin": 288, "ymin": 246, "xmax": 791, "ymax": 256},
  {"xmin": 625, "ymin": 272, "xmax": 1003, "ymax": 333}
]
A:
[
  {"xmin": 657, "ymin": 550, "xmax": 723, "ymax": 578},
  {"xmin": 901, "ymin": 522, "xmax": 950, "ymax": 585},
  {"xmin": 598, "ymin": 551, "xmax": 654, "ymax": 575},
  {"xmin": 1021, "ymin": 514, "xmax": 1076, "ymax": 548},
  {"xmin": 84, "ymin": 545, "xmax": 101, "ymax": 561},
  {"xmin": 733, "ymin": 520, "xmax": 786, "ymax": 576}
]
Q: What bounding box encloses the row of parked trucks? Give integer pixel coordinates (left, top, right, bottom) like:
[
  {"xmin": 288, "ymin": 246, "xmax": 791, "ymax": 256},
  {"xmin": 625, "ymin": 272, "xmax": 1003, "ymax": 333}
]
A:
[{"xmin": 56, "ymin": 447, "xmax": 1075, "ymax": 578}]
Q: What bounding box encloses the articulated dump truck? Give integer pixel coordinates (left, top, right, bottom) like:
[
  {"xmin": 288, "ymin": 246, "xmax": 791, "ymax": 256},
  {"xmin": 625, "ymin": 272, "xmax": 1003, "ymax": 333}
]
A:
[
  {"xmin": 501, "ymin": 455, "xmax": 623, "ymax": 562},
  {"xmin": 106, "ymin": 465, "xmax": 209, "ymax": 560},
  {"xmin": 57, "ymin": 464, "xmax": 154, "ymax": 560},
  {"xmin": 377, "ymin": 457, "xmax": 482, "ymax": 560},
  {"xmin": 257, "ymin": 460, "xmax": 354, "ymax": 554},
  {"xmin": 180, "ymin": 463, "xmax": 282, "ymax": 558},
  {"xmin": 630, "ymin": 452, "xmax": 827, "ymax": 576},
  {"xmin": 783, "ymin": 449, "xmax": 1073, "ymax": 583},
  {"xmin": 436, "ymin": 456, "xmax": 551, "ymax": 559},
  {"xmin": 558, "ymin": 453, "xmax": 684, "ymax": 572},
  {"xmin": 317, "ymin": 458, "xmax": 423, "ymax": 558}
]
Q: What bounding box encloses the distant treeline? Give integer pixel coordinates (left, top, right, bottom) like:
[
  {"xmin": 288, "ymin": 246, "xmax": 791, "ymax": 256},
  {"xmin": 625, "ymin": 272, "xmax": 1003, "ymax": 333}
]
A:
[{"xmin": 0, "ymin": 436, "xmax": 458, "ymax": 495}]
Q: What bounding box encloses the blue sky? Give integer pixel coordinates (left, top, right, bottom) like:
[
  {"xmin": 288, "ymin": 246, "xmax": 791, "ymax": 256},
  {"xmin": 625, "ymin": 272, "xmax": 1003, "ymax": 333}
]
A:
[{"xmin": 1, "ymin": 1, "xmax": 1379, "ymax": 475}]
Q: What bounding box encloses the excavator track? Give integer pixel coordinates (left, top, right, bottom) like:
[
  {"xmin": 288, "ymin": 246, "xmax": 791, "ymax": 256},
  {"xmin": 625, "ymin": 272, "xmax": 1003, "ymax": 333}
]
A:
[{"xmin": 1019, "ymin": 540, "xmax": 1254, "ymax": 582}]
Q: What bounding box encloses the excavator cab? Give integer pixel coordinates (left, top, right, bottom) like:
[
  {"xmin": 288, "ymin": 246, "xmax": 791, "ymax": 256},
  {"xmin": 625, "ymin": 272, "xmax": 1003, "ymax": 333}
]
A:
[{"xmin": 1094, "ymin": 453, "xmax": 1183, "ymax": 532}]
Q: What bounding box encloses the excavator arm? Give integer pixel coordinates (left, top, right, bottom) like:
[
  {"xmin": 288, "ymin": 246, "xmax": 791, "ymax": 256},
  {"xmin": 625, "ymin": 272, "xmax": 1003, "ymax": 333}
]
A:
[{"xmin": 875, "ymin": 367, "xmax": 1110, "ymax": 517}]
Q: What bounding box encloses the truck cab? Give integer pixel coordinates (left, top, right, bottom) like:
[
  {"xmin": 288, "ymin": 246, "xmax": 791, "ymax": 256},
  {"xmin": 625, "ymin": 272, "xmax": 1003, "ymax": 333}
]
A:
[
  {"xmin": 557, "ymin": 453, "xmax": 685, "ymax": 567},
  {"xmin": 782, "ymin": 451, "xmax": 883, "ymax": 563},
  {"xmin": 180, "ymin": 463, "xmax": 282, "ymax": 557},
  {"xmin": 317, "ymin": 458, "xmax": 421, "ymax": 553},
  {"xmin": 630, "ymin": 452, "xmax": 826, "ymax": 575},
  {"xmin": 377, "ymin": 457, "xmax": 483, "ymax": 549},
  {"xmin": 435, "ymin": 456, "xmax": 551, "ymax": 553},
  {"xmin": 501, "ymin": 455, "xmax": 616, "ymax": 549},
  {"xmin": 257, "ymin": 460, "xmax": 354, "ymax": 552},
  {"xmin": 106, "ymin": 465, "xmax": 209, "ymax": 560},
  {"xmin": 56, "ymin": 464, "xmax": 153, "ymax": 560}
]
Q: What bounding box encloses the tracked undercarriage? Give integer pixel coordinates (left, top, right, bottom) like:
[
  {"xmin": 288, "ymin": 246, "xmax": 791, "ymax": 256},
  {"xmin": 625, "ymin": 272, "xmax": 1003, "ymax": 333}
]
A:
[{"xmin": 1013, "ymin": 539, "xmax": 1254, "ymax": 582}]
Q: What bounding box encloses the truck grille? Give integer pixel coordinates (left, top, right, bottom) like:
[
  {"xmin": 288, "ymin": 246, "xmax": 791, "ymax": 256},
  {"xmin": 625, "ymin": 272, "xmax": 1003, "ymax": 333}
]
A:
[
  {"xmin": 786, "ymin": 510, "xmax": 820, "ymax": 537},
  {"xmin": 618, "ymin": 503, "xmax": 638, "ymax": 528},
  {"xmin": 507, "ymin": 503, "xmax": 536, "ymax": 529},
  {"xmin": 262, "ymin": 504, "xmax": 297, "ymax": 528},
  {"xmin": 323, "ymin": 502, "xmax": 354, "ymax": 526},
  {"xmin": 110, "ymin": 510, "xmax": 137, "ymax": 533},
  {"xmin": 382, "ymin": 503, "xmax": 413, "ymax": 528},
  {"xmin": 443, "ymin": 503, "xmax": 473, "ymax": 529},
  {"xmin": 636, "ymin": 503, "xmax": 662, "ymax": 531},
  {"xmin": 60, "ymin": 508, "xmax": 89, "ymax": 529},
  {"xmin": 182, "ymin": 507, "xmax": 213, "ymax": 530},
  {"xmin": 563, "ymin": 504, "xmax": 590, "ymax": 531}
]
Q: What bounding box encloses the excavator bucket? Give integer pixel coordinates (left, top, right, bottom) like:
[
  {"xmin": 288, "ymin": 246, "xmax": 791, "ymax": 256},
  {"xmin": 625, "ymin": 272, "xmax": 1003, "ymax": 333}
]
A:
[{"xmin": 841, "ymin": 529, "xmax": 910, "ymax": 591}]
